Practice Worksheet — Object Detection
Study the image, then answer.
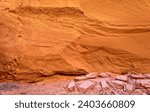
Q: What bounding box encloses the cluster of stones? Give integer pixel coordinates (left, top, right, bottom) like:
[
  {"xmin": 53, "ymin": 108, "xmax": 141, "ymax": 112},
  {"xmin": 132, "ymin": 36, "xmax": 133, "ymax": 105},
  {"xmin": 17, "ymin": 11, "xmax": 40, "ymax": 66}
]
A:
[{"xmin": 65, "ymin": 72, "xmax": 150, "ymax": 95}]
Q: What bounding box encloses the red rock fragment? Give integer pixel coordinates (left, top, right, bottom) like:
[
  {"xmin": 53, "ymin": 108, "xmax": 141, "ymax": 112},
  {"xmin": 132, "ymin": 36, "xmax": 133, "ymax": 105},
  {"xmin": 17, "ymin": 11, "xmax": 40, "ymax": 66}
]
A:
[
  {"xmin": 98, "ymin": 72, "xmax": 110, "ymax": 78},
  {"xmin": 129, "ymin": 74, "xmax": 146, "ymax": 79},
  {"xmin": 111, "ymin": 80, "xmax": 125, "ymax": 89},
  {"xmin": 135, "ymin": 80, "xmax": 143, "ymax": 89},
  {"xmin": 134, "ymin": 89, "xmax": 147, "ymax": 95},
  {"xmin": 135, "ymin": 79, "xmax": 150, "ymax": 89},
  {"xmin": 100, "ymin": 81, "xmax": 109, "ymax": 89},
  {"xmin": 86, "ymin": 72, "xmax": 99, "ymax": 79},
  {"xmin": 146, "ymin": 74, "xmax": 150, "ymax": 79},
  {"xmin": 66, "ymin": 81, "xmax": 76, "ymax": 92},
  {"xmin": 124, "ymin": 84, "xmax": 135, "ymax": 92},
  {"xmin": 128, "ymin": 79, "xmax": 136, "ymax": 85},
  {"xmin": 74, "ymin": 76, "xmax": 87, "ymax": 81},
  {"xmin": 142, "ymin": 93, "xmax": 148, "ymax": 95},
  {"xmin": 94, "ymin": 84, "xmax": 102, "ymax": 92},
  {"xmin": 140, "ymin": 80, "xmax": 150, "ymax": 88},
  {"xmin": 116, "ymin": 75, "xmax": 128, "ymax": 82},
  {"xmin": 147, "ymin": 89, "xmax": 150, "ymax": 95},
  {"xmin": 78, "ymin": 81, "xmax": 95, "ymax": 92},
  {"xmin": 111, "ymin": 90, "xmax": 120, "ymax": 95}
]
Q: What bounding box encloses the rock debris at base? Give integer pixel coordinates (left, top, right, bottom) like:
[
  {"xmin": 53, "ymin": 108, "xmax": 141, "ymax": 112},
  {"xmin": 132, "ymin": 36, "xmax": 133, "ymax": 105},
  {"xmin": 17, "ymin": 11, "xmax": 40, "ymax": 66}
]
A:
[
  {"xmin": 0, "ymin": 72, "xmax": 150, "ymax": 95},
  {"xmin": 66, "ymin": 72, "xmax": 150, "ymax": 95}
]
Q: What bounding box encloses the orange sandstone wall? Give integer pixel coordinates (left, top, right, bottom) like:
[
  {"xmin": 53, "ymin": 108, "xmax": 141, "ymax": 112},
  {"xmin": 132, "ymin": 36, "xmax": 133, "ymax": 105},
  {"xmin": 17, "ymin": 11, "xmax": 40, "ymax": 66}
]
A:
[{"xmin": 0, "ymin": 0, "xmax": 150, "ymax": 80}]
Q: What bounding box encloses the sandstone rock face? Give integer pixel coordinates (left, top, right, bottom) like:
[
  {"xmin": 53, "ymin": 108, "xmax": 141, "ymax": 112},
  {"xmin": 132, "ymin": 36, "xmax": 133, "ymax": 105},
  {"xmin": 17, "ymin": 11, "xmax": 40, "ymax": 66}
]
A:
[{"xmin": 1, "ymin": 0, "xmax": 150, "ymax": 81}]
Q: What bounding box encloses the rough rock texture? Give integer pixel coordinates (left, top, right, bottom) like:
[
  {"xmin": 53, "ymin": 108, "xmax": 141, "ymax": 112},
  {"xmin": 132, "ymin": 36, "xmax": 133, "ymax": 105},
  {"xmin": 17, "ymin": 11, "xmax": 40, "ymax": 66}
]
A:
[
  {"xmin": 66, "ymin": 72, "xmax": 150, "ymax": 95},
  {"xmin": 0, "ymin": 72, "xmax": 150, "ymax": 95},
  {"xmin": 1, "ymin": 0, "xmax": 150, "ymax": 81}
]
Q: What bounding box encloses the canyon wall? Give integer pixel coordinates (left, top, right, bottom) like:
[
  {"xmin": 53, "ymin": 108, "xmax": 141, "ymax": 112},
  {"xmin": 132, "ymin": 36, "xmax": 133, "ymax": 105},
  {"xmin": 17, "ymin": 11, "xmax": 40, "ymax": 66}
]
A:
[{"xmin": 0, "ymin": 0, "xmax": 150, "ymax": 81}]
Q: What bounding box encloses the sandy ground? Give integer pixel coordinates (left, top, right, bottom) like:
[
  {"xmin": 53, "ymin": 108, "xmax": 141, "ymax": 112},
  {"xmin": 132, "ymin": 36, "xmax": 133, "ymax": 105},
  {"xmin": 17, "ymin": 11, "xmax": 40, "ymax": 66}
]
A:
[
  {"xmin": 0, "ymin": 75, "xmax": 80, "ymax": 95},
  {"xmin": 0, "ymin": 77, "xmax": 88, "ymax": 95}
]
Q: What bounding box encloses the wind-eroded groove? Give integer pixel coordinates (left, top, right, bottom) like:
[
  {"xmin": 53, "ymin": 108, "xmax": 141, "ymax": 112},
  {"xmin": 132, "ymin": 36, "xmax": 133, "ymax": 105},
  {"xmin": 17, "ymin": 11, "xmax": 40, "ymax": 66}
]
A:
[
  {"xmin": 9, "ymin": 6, "xmax": 85, "ymax": 18},
  {"xmin": 79, "ymin": 18, "xmax": 150, "ymax": 34},
  {"xmin": 62, "ymin": 44, "xmax": 150, "ymax": 73}
]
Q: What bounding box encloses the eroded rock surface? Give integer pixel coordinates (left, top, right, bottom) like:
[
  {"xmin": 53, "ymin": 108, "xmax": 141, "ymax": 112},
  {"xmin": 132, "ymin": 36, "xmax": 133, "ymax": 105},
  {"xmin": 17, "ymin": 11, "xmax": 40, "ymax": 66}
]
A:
[{"xmin": 0, "ymin": 0, "xmax": 150, "ymax": 81}]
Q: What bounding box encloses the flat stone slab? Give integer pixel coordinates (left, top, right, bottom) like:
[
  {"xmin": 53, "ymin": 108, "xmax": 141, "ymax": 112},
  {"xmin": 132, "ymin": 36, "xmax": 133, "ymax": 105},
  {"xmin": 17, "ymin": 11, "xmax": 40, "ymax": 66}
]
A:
[
  {"xmin": 111, "ymin": 80, "xmax": 125, "ymax": 89},
  {"xmin": 78, "ymin": 81, "xmax": 95, "ymax": 92},
  {"xmin": 100, "ymin": 81, "xmax": 110, "ymax": 89},
  {"xmin": 146, "ymin": 74, "xmax": 150, "ymax": 79},
  {"xmin": 98, "ymin": 72, "xmax": 110, "ymax": 78},
  {"xmin": 129, "ymin": 74, "xmax": 146, "ymax": 79},
  {"xmin": 140, "ymin": 80, "xmax": 150, "ymax": 88},
  {"xmin": 116, "ymin": 75, "xmax": 128, "ymax": 82},
  {"xmin": 74, "ymin": 76, "xmax": 87, "ymax": 81},
  {"xmin": 66, "ymin": 81, "xmax": 75, "ymax": 92},
  {"xmin": 86, "ymin": 72, "xmax": 99, "ymax": 79},
  {"xmin": 94, "ymin": 84, "xmax": 102, "ymax": 92},
  {"xmin": 124, "ymin": 84, "xmax": 135, "ymax": 92}
]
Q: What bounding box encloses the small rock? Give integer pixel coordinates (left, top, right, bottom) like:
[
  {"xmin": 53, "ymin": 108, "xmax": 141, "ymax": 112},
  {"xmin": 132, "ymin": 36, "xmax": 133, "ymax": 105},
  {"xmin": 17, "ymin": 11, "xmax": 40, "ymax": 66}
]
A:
[
  {"xmin": 146, "ymin": 89, "xmax": 150, "ymax": 95},
  {"xmin": 111, "ymin": 80, "xmax": 125, "ymax": 89},
  {"xmin": 86, "ymin": 72, "xmax": 99, "ymax": 79},
  {"xmin": 98, "ymin": 72, "xmax": 110, "ymax": 78},
  {"xmin": 135, "ymin": 80, "xmax": 143, "ymax": 89},
  {"xmin": 74, "ymin": 76, "xmax": 87, "ymax": 81},
  {"xmin": 94, "ymin": 84, "xmax": 102, "ymax": 92},
  {"xmin": 142, "ymin": 93, "xmax": 148, "ymax": 95},
  {"xmin": 124, "ymin": 84, "xmax": 135, "ymax": 92},
  {"xmin": 66, "ymin": 81, "xmax": 75, "ymax": 92},
  {"xmin": 111, "ymin": 90, "xmax": 120, "ymax": 95},
  {"xmin": 129, "ymin": 74, "xmax": 146, "ymax": 79},
  {"xmin": 128, "ymin": 79, "xmax": 136, "ymax": 85},
  {"xmin": 135, "ymin": 79, "xmax": 150, "ymax": 89},
  {"xmin": 78, "ymin": 81, "xmax": 95, "ymax": 92},
  {"xmin": 105, "ymin": 91, "xmax": 114, "ymax": 95},
  {"xmin": 134, "ymin": 89, "xmax": 147, "ymax": 95},
  {"xmin": 140, "ymin": 80, "xmax": 150, "ymax": 88},
  {"xmin": 116, "ymin": 75, "xmax": 128, "ymax": 82},
  {"xmin": 100, "ymin": 81, "xmax": 109, "ymax": 89},
  {"xmin": 146, "ymin": 74, "xmax": 150, "ymax": 79}
]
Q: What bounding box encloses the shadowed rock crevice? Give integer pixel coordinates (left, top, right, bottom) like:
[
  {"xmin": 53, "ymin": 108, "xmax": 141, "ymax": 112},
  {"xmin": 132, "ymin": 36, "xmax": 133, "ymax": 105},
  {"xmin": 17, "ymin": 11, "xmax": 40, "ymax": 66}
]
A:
[{"xmin": 9, "ymin": 6, "xmax": 85, "ymax": 18}]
